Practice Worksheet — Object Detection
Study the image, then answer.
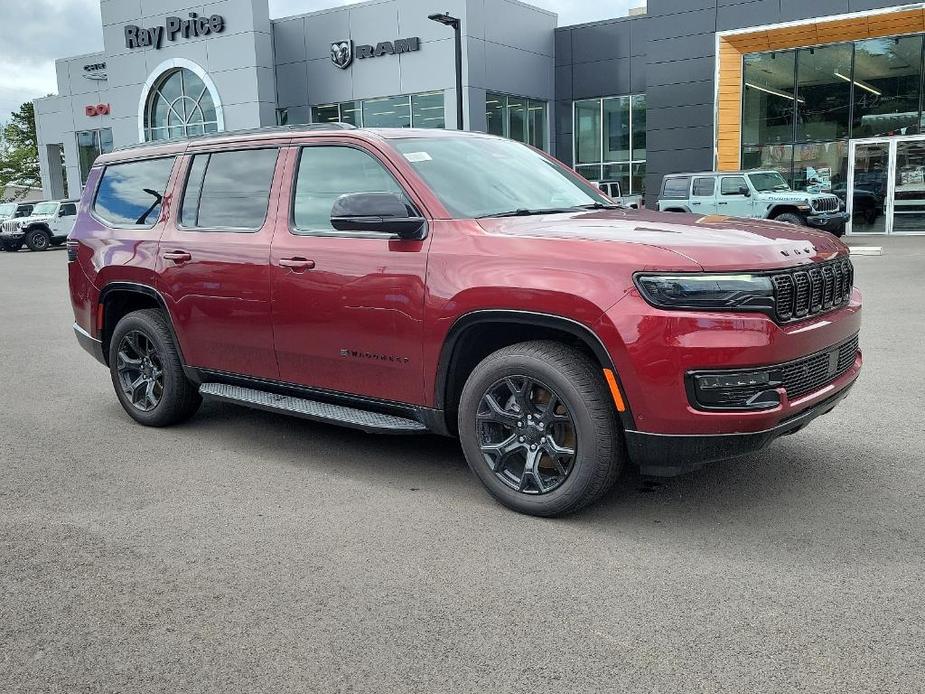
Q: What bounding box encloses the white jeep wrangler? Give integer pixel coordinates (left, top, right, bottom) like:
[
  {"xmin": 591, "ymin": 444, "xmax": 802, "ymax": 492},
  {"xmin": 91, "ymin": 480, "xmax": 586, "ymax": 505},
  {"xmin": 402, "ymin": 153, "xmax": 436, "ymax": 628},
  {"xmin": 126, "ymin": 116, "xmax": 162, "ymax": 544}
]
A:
[
  {"xmin": 0, "ymin": 200, "xmax": 78, "ymax": 252},
  {"xmin": 656, "ymin": 170, "xmax": 849, "ymax": 237}
]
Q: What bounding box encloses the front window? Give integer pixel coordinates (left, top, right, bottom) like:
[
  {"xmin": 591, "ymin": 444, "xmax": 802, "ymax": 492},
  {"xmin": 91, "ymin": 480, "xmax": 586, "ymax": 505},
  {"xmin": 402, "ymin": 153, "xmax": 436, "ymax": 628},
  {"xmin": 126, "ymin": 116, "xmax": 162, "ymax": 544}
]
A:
[
  {"xmin": 144, "ymin": 68, "xmax": 219, "ymax": 141},
  {"xmin": 391, "ymin": 136, "xmax": 610, "ymax": 219},
  {"xmin": 748, "ymin": 172, "xmax": 791, "ymax": 192},
  {"xmin": 32, "ymin": 202, "xmax": 59, "ymax": 216}
]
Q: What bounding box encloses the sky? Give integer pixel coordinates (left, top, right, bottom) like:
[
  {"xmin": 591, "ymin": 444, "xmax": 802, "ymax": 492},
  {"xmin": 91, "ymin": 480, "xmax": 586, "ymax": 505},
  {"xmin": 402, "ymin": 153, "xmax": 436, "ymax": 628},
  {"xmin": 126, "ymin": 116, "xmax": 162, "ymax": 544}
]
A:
[{"xmin": 0, "ymin": 0, "xmax": 636, "ymax": 124}]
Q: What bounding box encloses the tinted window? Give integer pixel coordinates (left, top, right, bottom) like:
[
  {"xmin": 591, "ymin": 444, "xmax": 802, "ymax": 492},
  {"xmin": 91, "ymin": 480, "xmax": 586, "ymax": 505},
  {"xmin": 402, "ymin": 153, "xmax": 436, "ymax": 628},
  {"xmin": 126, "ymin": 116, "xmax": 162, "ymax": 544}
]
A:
[
  {"xmin": 59, "ymin": 203, "xmax": 77, "ymax": 216},
  {"xmin": 692, "ymin": 177, "xmax": 715, "ymax": 196},
  {"xmin": 293, "ymin": 147, "xmax": 405, "ymax": 233},
  {"xmin": 721, "ymin": 177, "xmax": 748, "ymax": 195},
  {"xmin": 661, "ymin": 177, "xmax": 691, "ymax": 199},
  {"xmin": 94, "ymin": 157, "xmax": 176, "ymax": 227},
  {"xmin": 181, "ymin": 149, "xmax": 278, "ymax": 230},
  {"xmin": 795, "ymin": 43, "xmax": 852, "ymax": 142}
]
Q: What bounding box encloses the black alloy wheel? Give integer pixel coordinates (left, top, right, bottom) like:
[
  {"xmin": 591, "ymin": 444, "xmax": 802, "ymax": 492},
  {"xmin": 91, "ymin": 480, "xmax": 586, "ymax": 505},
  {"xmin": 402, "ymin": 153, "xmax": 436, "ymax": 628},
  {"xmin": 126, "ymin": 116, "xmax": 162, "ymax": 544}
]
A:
[
  {"xmin": 26, "ymin": 229, "xmax": 50, "ymax": 251},
  {"xmin": 477, "ymin": 375, "xmax": 577, "ymax": 495},
  {"xmin": 116, "ymin": 330, "xmax": 165, "ymax": 412}
]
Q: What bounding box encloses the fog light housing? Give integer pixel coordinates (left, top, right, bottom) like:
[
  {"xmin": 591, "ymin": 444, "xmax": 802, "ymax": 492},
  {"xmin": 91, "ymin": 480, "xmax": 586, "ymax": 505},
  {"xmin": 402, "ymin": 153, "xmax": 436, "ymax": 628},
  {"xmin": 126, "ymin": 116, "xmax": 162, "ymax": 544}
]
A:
[{"xmin": 689, "ymin": 368, "xmax": 783, "ymax": 410}]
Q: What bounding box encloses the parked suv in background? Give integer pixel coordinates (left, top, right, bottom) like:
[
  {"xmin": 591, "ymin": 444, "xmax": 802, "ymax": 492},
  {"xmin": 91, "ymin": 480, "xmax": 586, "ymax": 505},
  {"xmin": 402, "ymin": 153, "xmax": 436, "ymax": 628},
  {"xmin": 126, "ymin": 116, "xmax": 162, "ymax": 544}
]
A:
[
  {"xmin": 1, "ymin": 200, "xmax": 78, "ymax": 251},
  {"xmin": 657, "ymin": 170, "xmax": 849, "ymax": 237},
  {"xmin": 68, "ymin": 126, "xmax": 862, "ymax": 517},
  {"xmin": 595, "ymin": 181, "xmax": 643, "ymax": 209},
  {"xmin": 0, "ymin": 201, "xmax": 41, "ymax": 251}
]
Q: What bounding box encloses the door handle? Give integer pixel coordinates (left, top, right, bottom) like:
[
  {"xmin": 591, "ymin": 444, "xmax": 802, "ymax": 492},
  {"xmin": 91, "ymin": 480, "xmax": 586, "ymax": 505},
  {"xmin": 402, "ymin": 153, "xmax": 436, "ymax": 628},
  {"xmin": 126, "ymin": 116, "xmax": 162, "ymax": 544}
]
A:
[
  {"xmin": 163, "ymin": 250, "xmax": 192, "ymax": 263},
  {"xmin": 279, "ymin": 257, "xmax": 316, "ymax": 271},
  {"xmin": 718, "ymin": 202, "xmax": 728, "ymax": 205}
]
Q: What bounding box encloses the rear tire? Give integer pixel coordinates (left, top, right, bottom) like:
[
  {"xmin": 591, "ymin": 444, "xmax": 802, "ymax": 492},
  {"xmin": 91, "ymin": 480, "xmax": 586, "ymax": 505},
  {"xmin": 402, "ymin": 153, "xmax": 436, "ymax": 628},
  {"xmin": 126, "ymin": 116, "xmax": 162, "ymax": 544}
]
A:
[
  {"xmin": 25, "ymin": 228, "xmax": 51, "ymax": 252},
  {"xmin": 458, "ymin": 340, "xmax": 623, "ymax": 517},
  {"xmin": 774, "ymin": 212, "xmax": 805, "ymax": 227},
  {"xmin": 108, "ymin": 309, "xmax": 201, "ymax": 427}
]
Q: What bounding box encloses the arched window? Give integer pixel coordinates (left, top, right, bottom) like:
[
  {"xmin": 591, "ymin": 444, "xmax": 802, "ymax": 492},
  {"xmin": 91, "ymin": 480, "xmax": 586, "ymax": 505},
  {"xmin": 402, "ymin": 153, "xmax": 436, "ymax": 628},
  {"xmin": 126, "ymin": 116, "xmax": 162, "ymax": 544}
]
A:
[{"xmin": 144, "ymin": 67, "xmax": 219, "ymax": 141}]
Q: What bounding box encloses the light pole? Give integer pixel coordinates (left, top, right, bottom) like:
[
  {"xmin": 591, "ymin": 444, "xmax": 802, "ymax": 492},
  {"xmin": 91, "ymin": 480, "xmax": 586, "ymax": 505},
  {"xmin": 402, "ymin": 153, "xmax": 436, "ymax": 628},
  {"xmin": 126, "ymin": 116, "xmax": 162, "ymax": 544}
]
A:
[{"xmin": 428, "ymin": 12, "xmax": 464, "ymax": 131}]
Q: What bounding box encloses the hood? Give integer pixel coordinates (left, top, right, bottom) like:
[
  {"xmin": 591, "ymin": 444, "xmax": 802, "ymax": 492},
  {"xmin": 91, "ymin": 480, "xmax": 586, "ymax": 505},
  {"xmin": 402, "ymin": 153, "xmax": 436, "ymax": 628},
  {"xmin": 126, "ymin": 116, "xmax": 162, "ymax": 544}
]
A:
[
  {"xmin": 14, "ymin": 214, "xmax": 52, "ymax": 226},
  {"xmin": 476, "ymin": 208, "xmax": 846, "ymax": 272}
]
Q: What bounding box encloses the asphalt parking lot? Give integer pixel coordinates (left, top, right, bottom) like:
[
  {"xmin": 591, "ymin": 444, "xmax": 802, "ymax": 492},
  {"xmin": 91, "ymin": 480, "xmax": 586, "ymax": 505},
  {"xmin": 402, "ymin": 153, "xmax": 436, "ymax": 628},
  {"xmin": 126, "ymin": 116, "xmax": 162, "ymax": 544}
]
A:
[{"xmin": 1, "ymin": 241, "xmax": 923, "ymax": 693}]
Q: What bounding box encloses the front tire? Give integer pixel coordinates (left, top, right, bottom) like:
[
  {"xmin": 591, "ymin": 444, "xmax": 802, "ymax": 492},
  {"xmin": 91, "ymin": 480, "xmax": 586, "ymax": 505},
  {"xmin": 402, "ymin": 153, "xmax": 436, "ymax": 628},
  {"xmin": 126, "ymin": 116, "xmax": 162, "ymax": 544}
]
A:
[
  {"xmin": 108, "ymin": 309, "xmax": 201, "ymax": 427},
  {"xmin": 458, "ymin": 341, "xmax": 623, "ymax": 517},
  {"xmin": 774, "ymin": 212, "xmax": 805, "ymax": 227},
  {"xmin": 25, "ymin": 228, "xmax": 51, "ymax": 252}
]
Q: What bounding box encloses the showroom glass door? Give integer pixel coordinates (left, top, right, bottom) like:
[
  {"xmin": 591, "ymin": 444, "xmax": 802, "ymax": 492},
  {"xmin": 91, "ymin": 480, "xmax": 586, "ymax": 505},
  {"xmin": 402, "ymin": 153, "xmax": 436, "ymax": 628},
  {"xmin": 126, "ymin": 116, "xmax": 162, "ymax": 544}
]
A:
[
  {"xmin": 847, "ymin": 140, "xmax": 891, "ymax": 234},
  {"xmin": 892, "ymin": 139, "xmax": 925, "ymax": 234}
]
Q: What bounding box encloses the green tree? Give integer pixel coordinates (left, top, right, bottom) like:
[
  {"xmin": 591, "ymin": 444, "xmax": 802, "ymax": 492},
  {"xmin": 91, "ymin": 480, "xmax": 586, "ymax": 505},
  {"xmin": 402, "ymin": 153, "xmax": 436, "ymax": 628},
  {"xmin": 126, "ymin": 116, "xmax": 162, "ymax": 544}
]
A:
[{"xmin": 0, "ymin": 102, "xmax": 41, "ymax": 201}]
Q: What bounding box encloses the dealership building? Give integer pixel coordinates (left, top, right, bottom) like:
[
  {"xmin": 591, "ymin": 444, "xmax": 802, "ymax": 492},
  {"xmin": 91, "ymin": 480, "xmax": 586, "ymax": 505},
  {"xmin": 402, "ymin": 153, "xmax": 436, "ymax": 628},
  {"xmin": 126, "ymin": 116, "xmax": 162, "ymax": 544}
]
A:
[{"xmin": 35, "ymin": 0, "xmax": 925, "ymax": 235}]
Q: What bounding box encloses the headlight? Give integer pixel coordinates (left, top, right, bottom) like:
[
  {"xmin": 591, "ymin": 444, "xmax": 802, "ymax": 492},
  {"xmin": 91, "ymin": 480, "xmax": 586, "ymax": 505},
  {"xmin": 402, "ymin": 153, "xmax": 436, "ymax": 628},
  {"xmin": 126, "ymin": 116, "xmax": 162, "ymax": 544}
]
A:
[{"xmin": 634, "ymin": 273, "xmax": 775, "ymax": 312}]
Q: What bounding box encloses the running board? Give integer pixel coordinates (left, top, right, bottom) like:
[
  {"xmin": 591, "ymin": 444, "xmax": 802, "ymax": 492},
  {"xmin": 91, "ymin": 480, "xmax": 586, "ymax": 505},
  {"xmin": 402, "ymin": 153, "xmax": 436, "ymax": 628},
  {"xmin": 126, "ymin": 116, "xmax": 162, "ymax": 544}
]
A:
[{"xmin": 199, "ymin": 383, "xmax": 428, "ymax": 435}]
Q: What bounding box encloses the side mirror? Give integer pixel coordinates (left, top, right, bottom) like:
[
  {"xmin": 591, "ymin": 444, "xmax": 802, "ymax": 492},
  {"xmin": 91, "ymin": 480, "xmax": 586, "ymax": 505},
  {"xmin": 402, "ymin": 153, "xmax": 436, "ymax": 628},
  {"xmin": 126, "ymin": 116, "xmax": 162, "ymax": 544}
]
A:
[
  {"xmin": 330, "ymin": 192, "xmax": 426, "ymax": 240},
  {"xmin": 58, "ymin": 208, "xmax": 67, "ymax": 217},
  {"xmin": 738, "ymin": 186, "xmax": 751, "ymax": 197}
]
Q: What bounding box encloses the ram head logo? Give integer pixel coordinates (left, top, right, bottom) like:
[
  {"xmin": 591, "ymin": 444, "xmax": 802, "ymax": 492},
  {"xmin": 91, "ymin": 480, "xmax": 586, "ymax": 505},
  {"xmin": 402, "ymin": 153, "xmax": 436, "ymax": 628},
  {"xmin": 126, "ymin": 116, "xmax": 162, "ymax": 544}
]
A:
[{"xmin": 331, "ymin": 40, "xmax": 354, "ymax": 69}]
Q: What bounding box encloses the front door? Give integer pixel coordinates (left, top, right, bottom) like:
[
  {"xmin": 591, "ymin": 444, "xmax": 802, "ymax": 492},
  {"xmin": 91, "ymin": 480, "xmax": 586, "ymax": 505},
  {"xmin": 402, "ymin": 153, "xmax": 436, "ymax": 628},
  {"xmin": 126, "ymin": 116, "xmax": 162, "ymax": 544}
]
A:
[
  {"xmin": 717, "ymin": 175, "xmax": 754, "ymax": 217},
  {"xmin": 51, "ymin": 202, "xmax": 77, "ymax": 239},
  {"xmin": 847, "ymin": 140, "xmax": 890, "ymax": 234},
  {"xmin": 270, "ymin": 144, "xmax": 431, "ymax": 406},
  {"xmin": 157, "ymin": 145, "xmax": 285, "ymax": 380}
]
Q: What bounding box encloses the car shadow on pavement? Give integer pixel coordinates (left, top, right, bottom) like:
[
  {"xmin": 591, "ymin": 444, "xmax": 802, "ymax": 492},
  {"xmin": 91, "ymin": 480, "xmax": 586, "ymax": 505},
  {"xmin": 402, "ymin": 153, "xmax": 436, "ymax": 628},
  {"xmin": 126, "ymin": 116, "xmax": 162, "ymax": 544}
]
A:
[{"xmin": 182, "ymin": 399, "xmax": 862, "ymax": 527}]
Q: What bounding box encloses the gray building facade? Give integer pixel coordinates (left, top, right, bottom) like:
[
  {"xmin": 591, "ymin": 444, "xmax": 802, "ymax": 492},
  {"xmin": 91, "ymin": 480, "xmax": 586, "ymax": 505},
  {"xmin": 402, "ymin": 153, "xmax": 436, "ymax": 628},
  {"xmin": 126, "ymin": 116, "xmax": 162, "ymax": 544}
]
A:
[{"xmin": 35, "ymin": 0, "xmax": 925, "ymax": 233}]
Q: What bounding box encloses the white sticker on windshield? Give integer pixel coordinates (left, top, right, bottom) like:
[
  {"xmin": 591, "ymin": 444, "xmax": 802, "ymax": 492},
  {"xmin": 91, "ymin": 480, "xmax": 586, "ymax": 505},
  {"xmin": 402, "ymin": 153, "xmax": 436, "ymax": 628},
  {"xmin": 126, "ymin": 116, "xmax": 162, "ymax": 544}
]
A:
[{"xmin": 403, "ymin": 151, "xmax": 432, "ymax": 162}]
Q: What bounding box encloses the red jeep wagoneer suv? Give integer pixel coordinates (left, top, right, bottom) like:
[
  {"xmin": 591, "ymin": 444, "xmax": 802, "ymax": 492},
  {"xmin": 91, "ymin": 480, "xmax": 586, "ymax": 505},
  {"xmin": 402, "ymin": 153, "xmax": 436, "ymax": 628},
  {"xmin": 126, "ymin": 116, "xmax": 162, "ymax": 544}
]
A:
[{"xmin": 68, "ymin": 125, "xmax": 862, "ymax": 516}]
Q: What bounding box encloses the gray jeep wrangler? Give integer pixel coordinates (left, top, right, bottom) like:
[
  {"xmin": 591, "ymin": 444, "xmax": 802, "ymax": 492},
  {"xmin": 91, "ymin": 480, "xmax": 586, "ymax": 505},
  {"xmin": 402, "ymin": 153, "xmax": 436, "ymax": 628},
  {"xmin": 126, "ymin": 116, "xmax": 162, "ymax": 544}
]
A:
[{"xmin": 656, "ymin": 170, "xmax": 849, "ymax": 237}]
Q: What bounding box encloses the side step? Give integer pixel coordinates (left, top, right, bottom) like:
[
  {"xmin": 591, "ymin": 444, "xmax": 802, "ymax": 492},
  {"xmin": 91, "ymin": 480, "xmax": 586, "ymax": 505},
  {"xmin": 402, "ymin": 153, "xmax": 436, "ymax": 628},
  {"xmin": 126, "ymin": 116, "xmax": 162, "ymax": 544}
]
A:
[{"xmin": 199, "ymin": 383, "xmax": 428, "ymax": 435}]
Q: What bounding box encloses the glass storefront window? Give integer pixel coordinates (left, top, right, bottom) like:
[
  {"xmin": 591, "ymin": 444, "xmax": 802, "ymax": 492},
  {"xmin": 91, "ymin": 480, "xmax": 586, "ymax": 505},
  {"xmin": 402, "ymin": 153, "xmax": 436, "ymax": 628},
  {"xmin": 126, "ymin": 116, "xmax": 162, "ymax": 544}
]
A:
[
  {"xmin": 76, "ymin": 128, "xmax": 114, "ymax": 186},
  {"xmin": 742, "ymin": 144, "xmax": 794, "ymax": 186},
  {"xmin": 484, "ymin": 93, "xmax": 548, "ymax": 150},
  {"xmin": 604, "ymin": 96, "xmax": 630, "ymax": 162},
  {"xmin": 576, "ymin": 165, "xmax": 602, "ymax": 182},
  {"xmin": 792, "ymin": 141, "xmax": 849, "ymax": 199},
  {"xmin": 573, "ymin": 95, "xmax": 646, "ymax": 194},
  {"xmin": 795, "ymin": 44, "xmax": 853, "ymax": 142},
  {"xmin": 411, "ymin": 92, "xmax": 446, "ymax": 129},
  {"xmin": 853, "ymin": 35, "xmax": 923, "ymax": 138},
  {"xmin": 312, "ymin": 93, "xmax": 442, "ymax": 129},
  {"xmin": 743, "ymin": 50, "xmax": 797, "ymax": 145},
  {"xmin": 363, "ymin": 95, "xmax": 412, "ymax": 128},
  {"xmin": 574, "ymin": 99, "xmax": 602, "ymax": 165}
]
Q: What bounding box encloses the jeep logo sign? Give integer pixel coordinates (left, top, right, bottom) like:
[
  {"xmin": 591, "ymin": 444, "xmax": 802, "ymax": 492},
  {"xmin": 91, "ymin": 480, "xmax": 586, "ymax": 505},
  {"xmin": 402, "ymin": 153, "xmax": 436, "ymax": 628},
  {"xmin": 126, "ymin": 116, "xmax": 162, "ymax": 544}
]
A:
[
  {"xmin": 124, "ymin": 13, "xmax": 225, "ymax": 50},
  {"xmin": 330, "ymin": 37, "xmax": 421, "ymax": 69}
]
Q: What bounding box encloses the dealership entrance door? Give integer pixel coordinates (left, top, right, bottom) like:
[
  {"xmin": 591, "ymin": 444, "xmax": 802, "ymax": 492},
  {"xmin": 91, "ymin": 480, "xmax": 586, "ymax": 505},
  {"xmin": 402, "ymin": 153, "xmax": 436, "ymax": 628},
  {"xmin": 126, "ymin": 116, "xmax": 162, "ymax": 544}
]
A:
[{"xmin": 848, "ymin": 136, "xmax": 925, "ymax": 235}]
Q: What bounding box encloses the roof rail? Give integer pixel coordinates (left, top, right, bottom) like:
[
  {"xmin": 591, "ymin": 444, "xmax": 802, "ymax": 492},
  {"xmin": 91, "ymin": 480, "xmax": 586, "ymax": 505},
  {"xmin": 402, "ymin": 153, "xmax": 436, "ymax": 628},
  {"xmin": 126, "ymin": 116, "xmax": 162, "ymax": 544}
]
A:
[{"xmin": 112, "ymin": 123, "xmax": 358, "ymax": 153}]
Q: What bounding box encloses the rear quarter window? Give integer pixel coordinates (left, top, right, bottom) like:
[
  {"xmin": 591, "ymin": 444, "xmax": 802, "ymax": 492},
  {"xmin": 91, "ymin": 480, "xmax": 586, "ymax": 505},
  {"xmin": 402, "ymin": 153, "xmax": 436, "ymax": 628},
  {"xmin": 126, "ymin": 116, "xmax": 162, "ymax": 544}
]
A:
[
  {"xmin": 661, "ymin": 176, "xmax": 691, "ymax": 199},
  {"xmin": 93, "ymin": 157, "xmax": 176, "ymax": 228}
]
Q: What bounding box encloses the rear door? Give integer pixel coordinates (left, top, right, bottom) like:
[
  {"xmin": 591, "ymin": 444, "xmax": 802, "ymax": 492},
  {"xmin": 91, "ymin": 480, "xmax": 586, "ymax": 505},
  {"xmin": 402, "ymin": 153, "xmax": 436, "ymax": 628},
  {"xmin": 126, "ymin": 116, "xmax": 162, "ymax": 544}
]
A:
[
  {"xmin": 689, "ymin": 176, "xmax": 717, "ymax": 214},
  {"xmin": 718, "ymin": 175, "xmax": 755, "ymax": 217},
  {"xmin": 269, "ymin": 142, "xmax": 431, "ymax": 405},
  {"xmin": 156, "ymin": 143, "xmax": 287, "ymax": 380}
]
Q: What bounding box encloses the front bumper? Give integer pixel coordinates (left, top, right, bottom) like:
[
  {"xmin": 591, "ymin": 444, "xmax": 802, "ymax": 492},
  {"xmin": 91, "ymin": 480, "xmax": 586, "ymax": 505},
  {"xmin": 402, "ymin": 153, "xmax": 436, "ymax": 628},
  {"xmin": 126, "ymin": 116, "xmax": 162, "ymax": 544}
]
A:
[
  {"xmin": 73, "ymin": 322, "xmax": 106, "ymax": 365},
  {"xmin": 625, "ymin": 379, "xmax": 856, "ymax": 476},
  {"xmin": 806, "ymin": 211, "xmax": 850, "ymax": 229},
  {"xmin": 0, "ymin": 229, "xmax": 25, "ymax": 242}
]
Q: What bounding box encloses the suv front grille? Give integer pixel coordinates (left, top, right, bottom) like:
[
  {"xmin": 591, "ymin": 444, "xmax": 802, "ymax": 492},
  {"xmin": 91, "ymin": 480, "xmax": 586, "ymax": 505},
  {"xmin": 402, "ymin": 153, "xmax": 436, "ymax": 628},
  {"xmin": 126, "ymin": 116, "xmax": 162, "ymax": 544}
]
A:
[
  {"xmin": 772, "ymin": 258, "xmax": 853, "ymax": 323},
  {"xmin": 1, "ymin": 220, "xmax": 19, "ymax": 234},
  {"xmin": 782, "ymin": 334, "xmax": 860, "ymax": 400},
  {"xmin": 813, "ymin": 196, "xmax": 839, "ymax": 213}
]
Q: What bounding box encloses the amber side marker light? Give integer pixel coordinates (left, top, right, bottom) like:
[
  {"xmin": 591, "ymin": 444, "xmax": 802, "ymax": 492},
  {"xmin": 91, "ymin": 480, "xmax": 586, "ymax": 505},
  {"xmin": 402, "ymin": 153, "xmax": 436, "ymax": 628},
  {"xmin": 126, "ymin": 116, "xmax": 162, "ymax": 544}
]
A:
[{"xmin": 603, "ymin": 369, "xmax": 626, "ymax": 412}]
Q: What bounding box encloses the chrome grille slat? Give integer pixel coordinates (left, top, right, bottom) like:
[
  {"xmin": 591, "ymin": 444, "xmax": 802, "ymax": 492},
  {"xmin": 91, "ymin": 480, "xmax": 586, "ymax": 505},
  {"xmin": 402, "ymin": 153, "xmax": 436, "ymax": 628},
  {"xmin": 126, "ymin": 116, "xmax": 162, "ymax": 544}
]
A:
[{"xmin": 773, "ymin": 258, "xmax": 854, "ymax": 323}]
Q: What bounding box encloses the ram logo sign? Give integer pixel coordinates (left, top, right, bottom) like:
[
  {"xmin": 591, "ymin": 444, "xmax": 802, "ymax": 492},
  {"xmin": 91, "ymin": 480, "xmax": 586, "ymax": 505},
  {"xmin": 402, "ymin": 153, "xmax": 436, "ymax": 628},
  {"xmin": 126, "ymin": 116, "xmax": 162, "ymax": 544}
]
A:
[{"xmin": 331, "ymin": 36, "xmax": 421, "ymax": 69}]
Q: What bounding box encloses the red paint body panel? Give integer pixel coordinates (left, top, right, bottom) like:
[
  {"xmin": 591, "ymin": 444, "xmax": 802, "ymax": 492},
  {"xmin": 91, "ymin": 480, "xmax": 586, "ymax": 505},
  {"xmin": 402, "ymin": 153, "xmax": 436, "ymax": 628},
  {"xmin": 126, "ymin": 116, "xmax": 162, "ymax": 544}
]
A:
[{"xmin": 68, "ymin": 128, "xmax": 863, "ymax": 448}]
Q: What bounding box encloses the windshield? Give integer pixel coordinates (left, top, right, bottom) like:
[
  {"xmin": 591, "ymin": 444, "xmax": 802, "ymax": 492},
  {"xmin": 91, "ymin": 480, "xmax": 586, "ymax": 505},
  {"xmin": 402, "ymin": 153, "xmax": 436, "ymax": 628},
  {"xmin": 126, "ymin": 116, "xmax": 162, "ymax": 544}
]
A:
[
  {"xmin": 0, "ymin": 203, "xmax": 16, "ymax": 217},
  {"xmin": 748, "ymin": 172, "xmax": 791, "ymax": 192},
  {"xmin": 390, "ymin": 136, "xmax": 611, "ymax": 218},
  {"xmin": 31, "ymin": 202, "xmax": 58, "ymax": 215}
]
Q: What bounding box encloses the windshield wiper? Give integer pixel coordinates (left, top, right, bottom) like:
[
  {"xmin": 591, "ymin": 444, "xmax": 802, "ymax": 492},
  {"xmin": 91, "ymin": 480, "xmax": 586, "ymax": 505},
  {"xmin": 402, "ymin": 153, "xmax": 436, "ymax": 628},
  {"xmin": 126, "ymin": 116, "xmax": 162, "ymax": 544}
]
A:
[
  {"xmin": 477, "ymin": 208, "xmax": 579, "ymax": 219},
  {"xmin": 576, "ymin": 202, "xmax": 621, "ymax": 210}
]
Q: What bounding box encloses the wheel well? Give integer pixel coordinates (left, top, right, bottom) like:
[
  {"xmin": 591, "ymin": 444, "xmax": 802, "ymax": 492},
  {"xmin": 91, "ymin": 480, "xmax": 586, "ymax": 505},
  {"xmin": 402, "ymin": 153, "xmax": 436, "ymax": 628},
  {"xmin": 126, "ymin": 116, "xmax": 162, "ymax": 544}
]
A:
[
  {"xmin": 662, "ymin": 207, "xmax": 687, "ymax": 213},
  {"xmin": 439, "ymin": 320, "xmax": 604, "ymax": 435},
  {"xmin": 768, "ymin": 206, "xmax": 802, "ymax": 219},
  {"xmin": 24, "ymin": 223, "xmax": 51, "ymax": 235},
  {"xmin": 99, "ymin": 290, "xmax": 161, "ymax": 363}
]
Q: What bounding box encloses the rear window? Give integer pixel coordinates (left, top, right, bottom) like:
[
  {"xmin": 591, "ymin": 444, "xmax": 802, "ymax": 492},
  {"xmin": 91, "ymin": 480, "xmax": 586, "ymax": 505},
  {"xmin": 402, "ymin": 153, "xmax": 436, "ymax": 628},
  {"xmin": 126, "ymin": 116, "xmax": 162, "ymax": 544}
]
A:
[
  {"xmin": 661, "ymin": 176, "xmax": 691, "ymax": 199},
  {"xmin": 180, "ymin": 149, "xmax": 279, "ymax": 230},
  {"xmin": 692, "ymin": 177, "xmax": 715, "ymax": 196},
  {"xmin": 94, "ymin": 157, "xmax": 176, "ymax": 228}
]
